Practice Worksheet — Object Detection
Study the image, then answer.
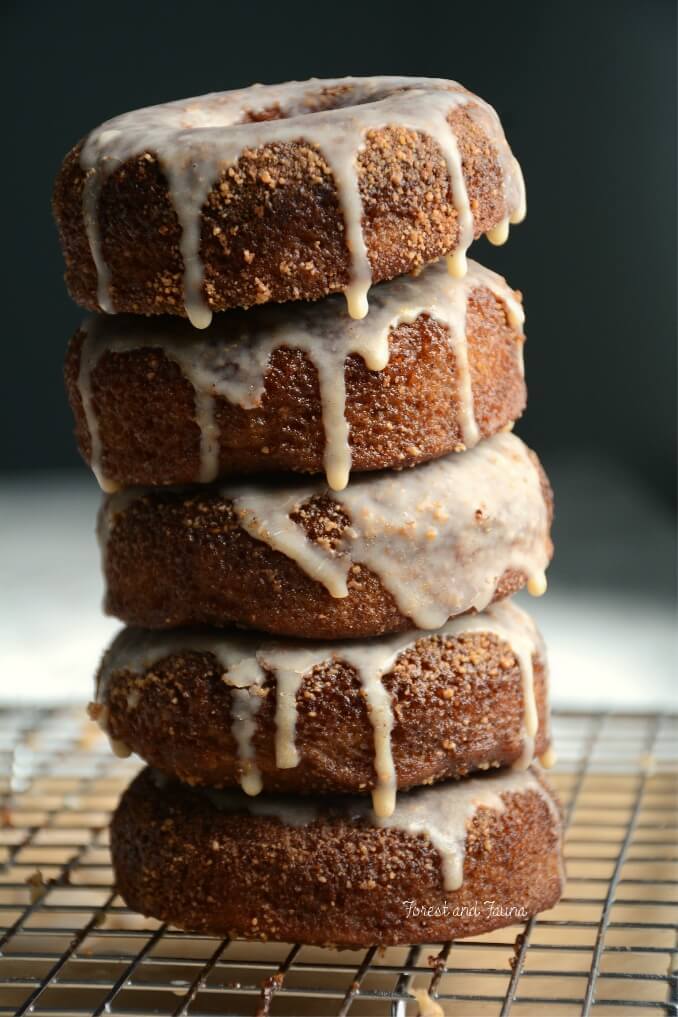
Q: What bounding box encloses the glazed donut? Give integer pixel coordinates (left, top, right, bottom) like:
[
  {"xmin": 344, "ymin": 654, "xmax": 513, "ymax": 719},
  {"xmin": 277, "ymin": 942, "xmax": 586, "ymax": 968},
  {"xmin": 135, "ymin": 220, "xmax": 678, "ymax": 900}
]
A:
[
  {"xmin": 66, "ymin": 259, "xmax": 525, "ymax": 492},
  {"xmin": 100, "ymin": 432, "xmax": 553, "ymax": 638},
  {"xmin": 53, "ymin": 77, "xmax": 525, "ymax": 325},
  {"xmin": 111, "ymin": 765, "xmax": 563, "ymax": 947},
  {"xmin": 92, "ymin": 601, "xmax": 551, "ymax": 813}
]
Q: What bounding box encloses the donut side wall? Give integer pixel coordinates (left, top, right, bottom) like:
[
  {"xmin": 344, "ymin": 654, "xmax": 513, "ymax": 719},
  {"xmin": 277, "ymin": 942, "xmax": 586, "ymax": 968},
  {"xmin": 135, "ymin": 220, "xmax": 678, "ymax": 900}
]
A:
[
  {"xmin": 111, "ymin": 768, "xmax": 563, "ymax": 947},
  {"xmin": 100, "ymin": 457, "xmax": 553, "ymax": 637},
  {"xmin": 99, "ymin": 637, "xmax": 550, "ymax": 792},
  {"xmin": 64, "ymin": 287, "xmax": 526, "ymax": 487}
]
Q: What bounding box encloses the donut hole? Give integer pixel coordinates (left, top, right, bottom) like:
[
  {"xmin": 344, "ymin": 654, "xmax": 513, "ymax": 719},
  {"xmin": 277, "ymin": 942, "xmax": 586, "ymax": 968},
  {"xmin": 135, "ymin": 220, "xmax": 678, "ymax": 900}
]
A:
[{"xmin": 239, "ymin": 83, "xmax": 434, "ymax": 125}]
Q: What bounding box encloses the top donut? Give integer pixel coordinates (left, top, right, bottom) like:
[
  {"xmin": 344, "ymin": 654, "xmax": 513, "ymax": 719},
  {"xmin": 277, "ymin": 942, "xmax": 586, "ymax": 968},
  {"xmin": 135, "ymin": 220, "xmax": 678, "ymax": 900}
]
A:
[{"xmin": 53, "ymin": 77, "xmax": 525, "ymax": 327}]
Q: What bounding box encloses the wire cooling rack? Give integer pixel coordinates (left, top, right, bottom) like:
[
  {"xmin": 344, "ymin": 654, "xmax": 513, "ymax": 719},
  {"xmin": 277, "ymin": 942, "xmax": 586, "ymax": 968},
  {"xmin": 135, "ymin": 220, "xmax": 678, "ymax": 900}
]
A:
[{"xmin": 0, "ymin": 708, "xmax": 676, "ymax": 1017}]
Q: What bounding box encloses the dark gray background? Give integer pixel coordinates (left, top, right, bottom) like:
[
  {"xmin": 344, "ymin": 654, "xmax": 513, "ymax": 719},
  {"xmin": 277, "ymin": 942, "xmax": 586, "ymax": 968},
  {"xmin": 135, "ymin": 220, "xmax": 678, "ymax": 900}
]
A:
[{"xmin": 3, "ymin": 0, "xmax": 676, "ymax": 510}]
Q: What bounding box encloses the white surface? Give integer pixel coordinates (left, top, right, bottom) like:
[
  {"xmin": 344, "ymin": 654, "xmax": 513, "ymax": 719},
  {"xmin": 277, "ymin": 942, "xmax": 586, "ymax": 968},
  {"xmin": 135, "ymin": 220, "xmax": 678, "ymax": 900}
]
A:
[
  {"xmin": 1, "ymin": 477, "xmax": 119, "ymax": 700},
  {"xmin": 1, "ymin": 473, "xmax": 676, "ymax": 707},
  {"xmin": 521, "ymin": 591, "xmax": 676, "ymax": 710}
]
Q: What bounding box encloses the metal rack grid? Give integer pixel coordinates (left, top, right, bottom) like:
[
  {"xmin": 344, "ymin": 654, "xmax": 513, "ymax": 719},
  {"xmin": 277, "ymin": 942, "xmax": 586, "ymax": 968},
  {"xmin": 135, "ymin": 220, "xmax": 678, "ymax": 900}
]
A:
[{"xmin": 0, "ymin": 707, "xmax": 676, "ymax": 1016}]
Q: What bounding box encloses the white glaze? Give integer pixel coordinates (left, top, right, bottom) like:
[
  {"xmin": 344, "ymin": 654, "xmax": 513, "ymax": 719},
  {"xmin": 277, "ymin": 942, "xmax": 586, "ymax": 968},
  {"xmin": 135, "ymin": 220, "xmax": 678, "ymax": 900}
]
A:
[
  {"xmin": 98, "ymin": 600, "xmax": 544, "ymax": 816},
  {"xmin": 79, "ymin": 77, "xmax": 525, "ymax": 325},
  {"xmin": 198, "ymin": 645, "xmax": 267, "ymax": 796},
  {"xmin": 539, "ymin": 745, "xmax": 558, "ymax": 769},
  {"xmin": 412, "ymin": 989, "xmax": 445, "ymax": 1017},
  {"xmin": 198, "ymin": 764, "xmax": 558, "ymax": 892},
  {"xmin": 89, "ymin": 703, "xmax": 132, "ymax": 758},
  {"xmin": 102, "ymin": 432, "xmax": 550, "ymax": 630},
  {"xmin": 77, "ymin": 258, "xmax": 524, "ymax": 492},
  {"xmin": 229, "ymin": 431, "xmax": 549, "ymax": 627}
]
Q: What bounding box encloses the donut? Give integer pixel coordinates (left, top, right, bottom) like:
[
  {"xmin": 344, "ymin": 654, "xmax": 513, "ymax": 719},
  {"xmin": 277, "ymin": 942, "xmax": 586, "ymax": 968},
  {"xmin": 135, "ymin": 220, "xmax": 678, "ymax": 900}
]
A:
[
  {"xmin": 92, "ymin": 601, "xmax": 551, "ymax": 814},
  {"xmin": 101, "ymin": 432, "xmax": 553, "ymax": 638},
  {"xmin": 52, "ymin": 77, "xmax": 526, "ymax": 325},
  {"xmin": 111, "ymin": 765, "xmax": 563, "ymax": 947},
  {"xmin": 66, "ymin": 259, "xmax": 526, "ymax": 492}
]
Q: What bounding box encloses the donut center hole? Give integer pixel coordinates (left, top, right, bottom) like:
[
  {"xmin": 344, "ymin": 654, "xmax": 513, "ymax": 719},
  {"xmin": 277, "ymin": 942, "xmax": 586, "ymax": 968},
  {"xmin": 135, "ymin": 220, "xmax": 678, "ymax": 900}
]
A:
[{"xmin": 240, "ymin": 86, "xmax": 409, "ymax": 125}]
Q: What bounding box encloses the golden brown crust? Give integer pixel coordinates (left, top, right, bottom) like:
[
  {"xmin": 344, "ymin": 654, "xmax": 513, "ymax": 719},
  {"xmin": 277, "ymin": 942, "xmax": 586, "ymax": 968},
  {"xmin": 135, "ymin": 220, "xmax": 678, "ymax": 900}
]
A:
[
  {"xmin": 97, "ymin": 629, "xmax": 550, "ymax": 793},
  {"xmin": 64, "ymin": 287, "xmax": 525, "ymax": 487},
  {"xmin": 111, "ymin": 767, "xmax": 563, "ymax": 947},
  {"xmin": 53, "ymin": 106, "xmax": 508, "ymax": 316},
  {"xmin": 102, "ymin": 458, "xmax": 553, "ymax": 637}
]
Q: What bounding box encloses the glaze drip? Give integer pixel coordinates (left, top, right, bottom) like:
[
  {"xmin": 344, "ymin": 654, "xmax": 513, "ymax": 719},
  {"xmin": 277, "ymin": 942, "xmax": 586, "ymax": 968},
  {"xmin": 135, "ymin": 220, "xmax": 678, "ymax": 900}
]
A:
[
  {"xmin": 77, "ymin": 258, "xmax": 524, "ymax": 492},
  {"xmin": 412, "ymin": 989, "xmax": 445, "ymax": 1017},
  {"xmin": 98, "ymin": 600, "xmax": 544, "ymax": 815},
  {"xmin": 79, "ymin": 77, "xmax": 526, "ymax": 325},
  {"xmin": 198, "ymin": 764, "xmax": 559, "ymax": 892},
  {"xmin": 89, "ymin": 703, "xmax": 132, "ymax": 759},
  {"xmin": 201, "ymin": 646, "xmax": 267, "ymax": 796}
]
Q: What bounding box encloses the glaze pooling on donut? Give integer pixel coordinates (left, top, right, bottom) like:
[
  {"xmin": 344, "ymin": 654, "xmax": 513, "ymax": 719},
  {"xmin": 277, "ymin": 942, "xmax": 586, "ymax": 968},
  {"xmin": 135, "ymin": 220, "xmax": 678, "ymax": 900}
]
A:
[
  {"xmin": 97, "ymin": 600, "xmax": 544, "ymax": 817},
  {"xmin": 199, "ymin": 763, "xmax": 560, "ymax": 891},
  {"xmin": 79, "ymin": 77, "xmax": 526, "ymax": 326},
  {"xmin": 227, "ymin": 432, "xmax": 549, "ymax": 627},
  {"xmin": 77, "ymin": 259, "xmax": 524, "ymax": 492}
]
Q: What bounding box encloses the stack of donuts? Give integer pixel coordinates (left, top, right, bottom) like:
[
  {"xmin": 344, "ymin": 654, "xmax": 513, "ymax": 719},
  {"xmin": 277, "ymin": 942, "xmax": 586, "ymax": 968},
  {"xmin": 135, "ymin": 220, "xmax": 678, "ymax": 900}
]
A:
[{"xmin": 54, "ymin": 77, "xmax": 564, "ymax": 947}]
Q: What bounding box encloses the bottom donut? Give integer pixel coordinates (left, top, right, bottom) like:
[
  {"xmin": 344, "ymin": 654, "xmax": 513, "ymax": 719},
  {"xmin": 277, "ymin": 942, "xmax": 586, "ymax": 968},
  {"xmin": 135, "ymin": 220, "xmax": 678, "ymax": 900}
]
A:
[{"xmin": 111, "ymin": 766, "xmax": 564, "ymax": 947}]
